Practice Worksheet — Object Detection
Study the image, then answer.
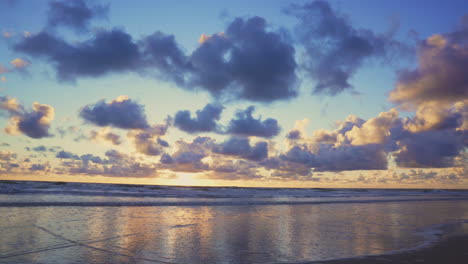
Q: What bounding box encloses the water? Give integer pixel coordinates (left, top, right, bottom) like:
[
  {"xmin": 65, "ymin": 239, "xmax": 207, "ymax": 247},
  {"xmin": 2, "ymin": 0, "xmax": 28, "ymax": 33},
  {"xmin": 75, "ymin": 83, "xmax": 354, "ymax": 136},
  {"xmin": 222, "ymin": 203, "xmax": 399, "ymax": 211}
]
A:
[{"xmin": 0, "ymin": 181, "xmax": 468, "ymax": 263}]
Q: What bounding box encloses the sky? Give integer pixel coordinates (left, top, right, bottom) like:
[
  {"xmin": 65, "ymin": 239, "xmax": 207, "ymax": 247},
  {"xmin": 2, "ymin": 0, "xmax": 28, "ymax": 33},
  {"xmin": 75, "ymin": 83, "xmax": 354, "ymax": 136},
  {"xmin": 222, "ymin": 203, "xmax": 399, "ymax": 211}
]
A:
[{"xmin": 0, "ymin": 0, "xmax": 467, "ymax": 188}]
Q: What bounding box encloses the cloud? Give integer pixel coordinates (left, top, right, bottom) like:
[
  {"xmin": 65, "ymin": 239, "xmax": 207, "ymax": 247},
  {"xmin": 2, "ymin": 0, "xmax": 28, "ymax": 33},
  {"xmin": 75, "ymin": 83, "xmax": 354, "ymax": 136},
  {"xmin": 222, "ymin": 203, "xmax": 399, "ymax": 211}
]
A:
[
  {"xmin": 14, "ymin": 29, "xmax": 140, "ymax": 81},
  {"xmin": 160, "ymin": 137, "xmax": 213, "ymax": 172},
  {"xmin": 226, "ymin": 106, "xmax": 280, "ymax": 138},
  {"xmin": 57, "ymin": 149, "xmax": 157, "ymax": 177},
  {"xmin": 10, "ymin": 58, "xmax": 30, "ymax": 69},
  {"xmin": 286, "ymin": 0, "xmax": 409, "ymax": 95},
  {"xmin": 174, "ymin": 103, "xmax": 223, "ymax": 133},
  {"xmin": 279, "ymin": 143, "xmax": 388, "ymax": 172},
  {"xmin": 13, "ymin": 14, "xmax": 297, "ymax": 103},
  {"xmin": 389, "ymin": 29, "xmax": 468, "ymax": 108},
  {"xmin": 315, "ymin": 143, "xmax": 388, "ymax": 171},
  {"xmin": 189, "ymin": 16, "xmax": 298, "ymax": 102},
  {"xmin": 47, "ymin": 0, "xmax": 108, "ymax": 32},
  {"xmin": 56, "ymin": 150, "xmax": 80, "ymax": 160},
  {"xmin": 0, "ymin": 96, "xmax": 21, "ymax": 112},
  {"xmin": 205, "ymin": 159, "xmax": 262, "ymax": 180},
  {"xmin": 89, "ymin": 128, "xmax": 121, "ymax": 145},
  {"xmin": 128, "ymin": 130, "xmax": 168, "ymax": 156},
  {"xmin": 393, "ymin": 130, "xmax": 465, "ymax": 168},
  {"xmin": 139, "ymin": 31, "xmax": 190, "ymax": 85},
  {"xmin": 1, "ymin": 98, "xmax": 55, "ymax": 139},
  {"xmin": 345, "ymin": 108, "xmax": 400, "ymax": 145},
  {"xmin": 29, "ymin": 163, "xmax": 49, "ymax": 171},
  {"xmin": 0, "ymin": 150, "xmax": 17, "ymax": 161},
  {"xmin": 80, "ymin": 95, "xmax": 149, "ymax": 129},
  {"xmin": 403, "ymin": 101, "xmax": 465, "ymax": 133},
  {"xmin": 286, "ymin": 129, "xmax": 301, "ymax": 140},
  {"xmin": 32, "ymin": 145, "xmax": 47, "ymax": 152},
  {"xmin": 213, "ymin": 137, "xmax": 269, "ymax": 161}
]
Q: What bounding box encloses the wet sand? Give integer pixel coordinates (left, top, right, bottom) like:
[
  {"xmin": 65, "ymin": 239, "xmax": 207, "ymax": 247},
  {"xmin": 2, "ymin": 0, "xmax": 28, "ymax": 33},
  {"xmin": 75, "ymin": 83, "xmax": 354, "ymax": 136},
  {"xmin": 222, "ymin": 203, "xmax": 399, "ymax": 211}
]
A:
[{"xmin": 308, "ymin": 235, "xmax": 468, "ymax": 264}]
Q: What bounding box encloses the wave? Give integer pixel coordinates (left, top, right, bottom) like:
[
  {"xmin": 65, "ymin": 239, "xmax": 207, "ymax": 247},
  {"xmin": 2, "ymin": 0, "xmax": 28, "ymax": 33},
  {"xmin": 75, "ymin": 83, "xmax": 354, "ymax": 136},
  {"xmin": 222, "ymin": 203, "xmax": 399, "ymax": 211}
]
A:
[
  {"xmin": 1, "ymin": 180, "xmax": 468, "ymax": 199},
  {"xmin": 1, "ymin": 196, "xmax": 468, "ymax": 207}
]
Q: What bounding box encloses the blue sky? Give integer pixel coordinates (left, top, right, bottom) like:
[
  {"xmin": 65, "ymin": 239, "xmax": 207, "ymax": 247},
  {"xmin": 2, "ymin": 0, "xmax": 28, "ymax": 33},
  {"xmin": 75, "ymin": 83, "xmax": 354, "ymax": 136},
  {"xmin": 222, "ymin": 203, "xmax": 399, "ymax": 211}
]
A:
[{"xmin": 0, "ymin": 0, "xmax": 467, "ymax": 188}]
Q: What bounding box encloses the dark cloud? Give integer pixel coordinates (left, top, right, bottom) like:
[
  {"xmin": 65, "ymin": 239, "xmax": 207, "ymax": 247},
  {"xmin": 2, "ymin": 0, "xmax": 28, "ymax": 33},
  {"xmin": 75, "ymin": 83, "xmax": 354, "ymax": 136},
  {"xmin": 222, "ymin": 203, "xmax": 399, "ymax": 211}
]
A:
[
  {"xmin": 139, "ymin": 31, "xmax": 190, "ymax": 85},
  {"xmin": 130, "ymin": 131, "xmax": 168, "ymax": 156},
  {"xmin": 286, "ymin": 129, "xmax": 301, "ymax": 140},
  {"xmin": 160, "ymin": 153, "xmax": 173, "ymax": 164},
  {"xmin": 286, "ymin": 0, "xmax": 409, "ymax": 95},
  {"xmin": 213, "ymin": 137, "xmax": 268, "ymax": 161},
  {"xmin": 226, "ymin": 106, "xmax": 280, "ymax": 138},
  {"xmin": 279, "ymin": 143, "xmax": 387, "ymax": 172},
  {"xmin": 13, "ymin": 13, "xmax": 297, "ymax": 103},
  {"xmin": 47, "ymin": 0, "xmax": 108, "ymax": 32},
  {"xmin": 80, "ymin": 96, "xmax": 149, "ymax": 129},
  {"xmin": 29, "ymin": 163, "xmax": 48, "ymax": 171},
  {"xmin": 32, "ymin": 145, "xmax": 47, "ymax": 152},
  {"xmin": 189, "ymin": 16, "xmax": 298, "ymax": 102},
  {"xmin": 393, "ymin": 130, "xmax": 465, "ymax": 168},
  {"xmin": 206, "ymin": 159, "xmax": 262, "ymax": 180},
  {"xmin": 1, "ymin": 96, "xmax": 55, "ymax": 139},
  {"xmin": 159, "ymin": 137, "xmax": 213, "ymax": 172},
  {"xmin": 79, "ymin": 153, "xmax": 105, "ymax": 165},
  {"xmin": 56, "ymin": 150, "xmax": 80, "ymax": 160},
  {"xmin": 14, "ymin": 29, "xmax": 140, "ymax": 82},
  {"xmin": 174, "ymin": 104, "xmax": 223, "ymax": 133},
  {"xmin": 280, "ymin": 145, "xmax": 320, "ymax": 167},
  {"xmin": 315, "ymin": 143, "xmax": 388, "ymax": 171}
]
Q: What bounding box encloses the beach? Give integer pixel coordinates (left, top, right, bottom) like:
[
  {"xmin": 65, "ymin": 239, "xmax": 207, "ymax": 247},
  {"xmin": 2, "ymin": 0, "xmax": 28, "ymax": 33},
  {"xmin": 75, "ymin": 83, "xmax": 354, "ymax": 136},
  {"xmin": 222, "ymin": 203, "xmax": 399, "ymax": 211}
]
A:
[
  {"xmin": 308, "ymin": 235, "xmax": 468, "ymax": 264},
  {"xmin": 1, "ymin": 181, "xmax": 468, "ymax": 263}
]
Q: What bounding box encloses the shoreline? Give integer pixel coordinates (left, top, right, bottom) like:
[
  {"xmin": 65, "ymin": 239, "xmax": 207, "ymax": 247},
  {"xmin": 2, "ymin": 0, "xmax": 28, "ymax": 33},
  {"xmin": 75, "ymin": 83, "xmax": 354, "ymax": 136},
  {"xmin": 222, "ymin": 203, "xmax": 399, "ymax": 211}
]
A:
[{"xmin": 304, "ymin": 234, "xmax": 468, "ymax": 264}]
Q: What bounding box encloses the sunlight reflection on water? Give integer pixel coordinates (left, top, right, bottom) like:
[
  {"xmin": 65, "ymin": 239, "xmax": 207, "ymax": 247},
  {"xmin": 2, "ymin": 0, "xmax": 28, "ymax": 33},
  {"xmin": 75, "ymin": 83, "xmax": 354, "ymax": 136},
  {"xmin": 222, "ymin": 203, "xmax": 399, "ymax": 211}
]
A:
[{"xmin": 0, "ymin": 200, "xmax": 468, "ymax": 263}]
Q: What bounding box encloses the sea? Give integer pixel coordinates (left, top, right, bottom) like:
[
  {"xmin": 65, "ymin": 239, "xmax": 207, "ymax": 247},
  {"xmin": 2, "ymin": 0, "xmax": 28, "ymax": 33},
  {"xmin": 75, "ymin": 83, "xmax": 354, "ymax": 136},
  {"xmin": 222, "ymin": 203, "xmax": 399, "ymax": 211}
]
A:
[{"xmin": 1, "ymin": 180, "xmax": 468, "ymax": 264}]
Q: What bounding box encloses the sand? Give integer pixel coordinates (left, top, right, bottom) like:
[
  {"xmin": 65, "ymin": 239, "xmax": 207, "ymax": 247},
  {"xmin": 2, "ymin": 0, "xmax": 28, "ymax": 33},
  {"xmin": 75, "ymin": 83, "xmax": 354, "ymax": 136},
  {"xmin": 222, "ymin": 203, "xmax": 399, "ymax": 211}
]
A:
[{"xmin": 307, "ymin": 235, "xmax": 468, "ymax": 264}]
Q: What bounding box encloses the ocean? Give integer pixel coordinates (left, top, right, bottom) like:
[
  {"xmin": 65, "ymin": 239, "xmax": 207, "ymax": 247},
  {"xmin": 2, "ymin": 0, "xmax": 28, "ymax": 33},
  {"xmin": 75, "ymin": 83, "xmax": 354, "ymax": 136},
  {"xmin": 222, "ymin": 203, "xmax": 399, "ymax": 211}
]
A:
[{"xmin": 1, "ymin": 180, "xmax": 468, "ymax": 264}]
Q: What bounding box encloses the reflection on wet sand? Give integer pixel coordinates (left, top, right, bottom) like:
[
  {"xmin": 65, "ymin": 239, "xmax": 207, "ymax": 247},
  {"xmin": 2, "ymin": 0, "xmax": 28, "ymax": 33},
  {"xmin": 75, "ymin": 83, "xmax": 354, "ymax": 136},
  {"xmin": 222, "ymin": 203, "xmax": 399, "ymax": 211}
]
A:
[{"xmin": 0, "ymin": 200, "xmax": 468, "ymax": 263}]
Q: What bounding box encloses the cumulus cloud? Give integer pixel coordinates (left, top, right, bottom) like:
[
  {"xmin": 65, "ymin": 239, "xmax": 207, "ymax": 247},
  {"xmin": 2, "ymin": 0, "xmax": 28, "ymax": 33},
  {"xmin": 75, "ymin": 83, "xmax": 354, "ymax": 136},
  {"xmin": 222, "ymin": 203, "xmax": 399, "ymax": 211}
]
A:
[
  {"xmin": 174, "ymin": 103, "xmax": 223, "ymax": 133},
  {"xmin": 286, "ymin": 0, "xmax": 409, "ymax": 95},
  {"xmin": 139, "ymin": 31, "xmax": 190, "ymax": 85},
  {"xmin": 89, "ymin": 128, "xmax": 122, "ymax": 145},
  {"xmin": 0, "ymin": 96, "xmax": 55, "ymax": 139},
  {"xmin": 47, "ymin": 0, "xmax": 108, "ymax": 32},
  {"xmin": 226, "ymin": 106, "xmax": 280, "ymax": 138},
  {"xmin": 29, "ymin": 163, "xmax": 49, "ymax": 171},
  {"xmin": 57, "ymin": 149, "xmax": 157, "ymax": 177},
  {"xmin": 393, "ymin": 130, "xmax": 465, "ymax": 168},
  {"xmin": 32, "ymin": 145, "xmax": 47, "ymax": 152},
  {"xmin": 189, "ymin": 16, "xmax": 298, "ymax": 102},
  {"xmin": 14, "ymin": 29, "xmax": 140, "ymax": 81},
  {"xmin": 0, "ymin": 96, "xmax": 21, "ymax": 112},
  {"xmin": 160, "ymin": 137, "xmax": 213, "ymax": 173},
  {"xmin": 213, "ymin": 137, "xmax": 269, "ymax": 161},
  {"xmin": 56, "ymin": 150, "xmax": 80, "ymax": 160},
  {"xmin": 403, "ymin": 101, "xmax": 465, "ymax": 133},
  {"xmin": 0, "ymin": 150, "xmax": 17, "ymax": 161},
  {"xmin": 390, "ymin": 30, "xmax": 468, "ymax": 108},
  {"xmin": 80, "ymin": 96, "xmax": 149, "ymax": 129},
  {"xmin": 13, "ymin": 15, "xmax": 297, "ymax": 103},
  {"xmin": 205, "ymin": 159, "xmax": 262, "ymax": 180},
  {"xmin": 278, "ymin": 143, "xmax": 388, "ymax": 172},
  {"xmin": 345, "ymin": 108, "xmax": 400, "ymax": 145},
  {"xmin": 128, "ymin": 130, "xmax": 168, "ymax": 156}
]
